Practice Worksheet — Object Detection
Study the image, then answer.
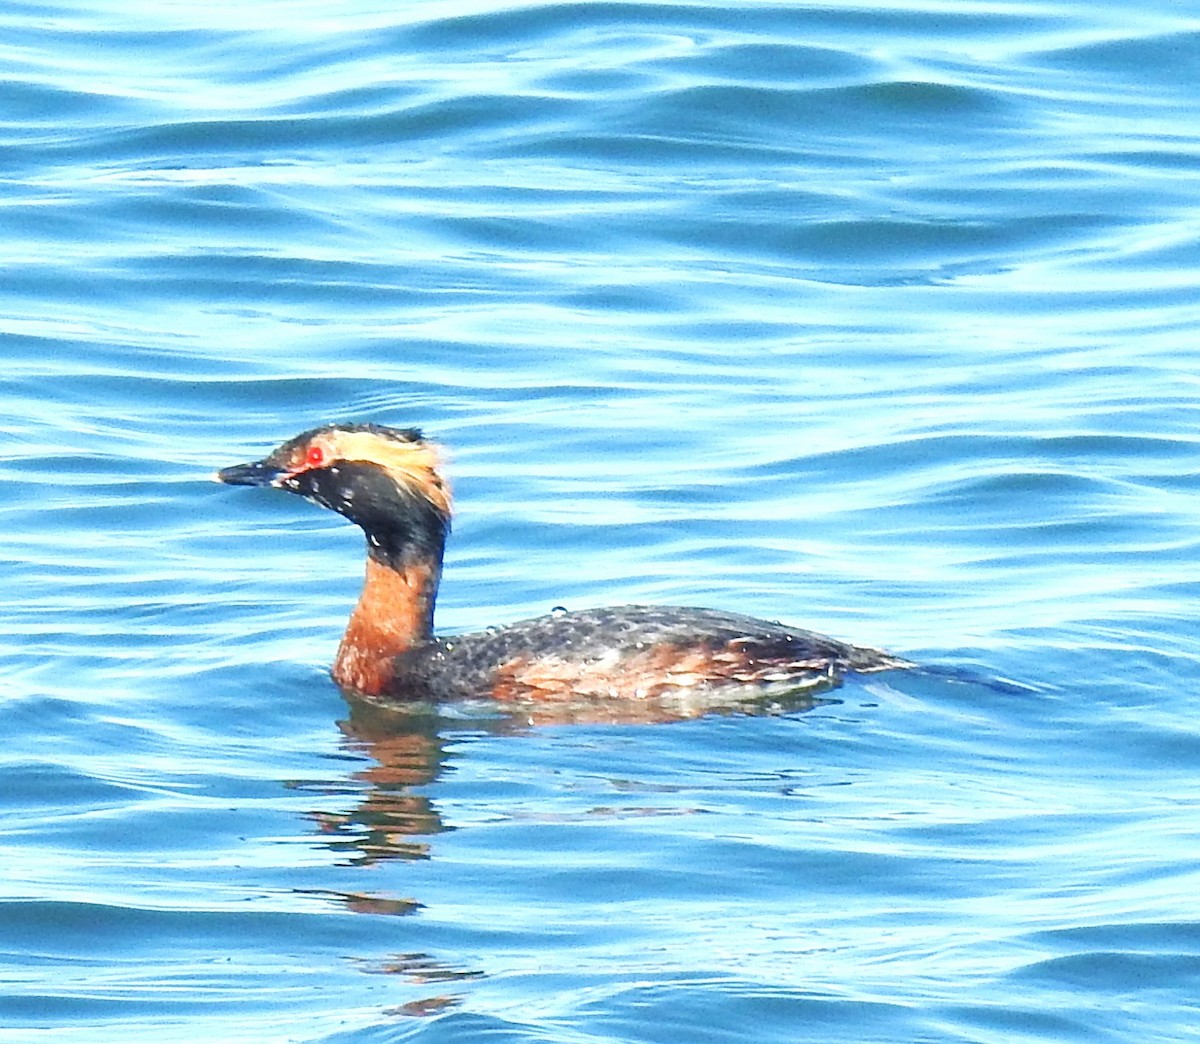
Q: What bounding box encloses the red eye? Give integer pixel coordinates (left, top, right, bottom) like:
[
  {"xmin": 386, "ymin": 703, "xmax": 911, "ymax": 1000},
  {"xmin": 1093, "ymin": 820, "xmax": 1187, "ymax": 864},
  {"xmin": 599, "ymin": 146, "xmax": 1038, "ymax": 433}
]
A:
[{"xmin": 306, "ymin": 446, "xmax": 325, "ymax": 467}]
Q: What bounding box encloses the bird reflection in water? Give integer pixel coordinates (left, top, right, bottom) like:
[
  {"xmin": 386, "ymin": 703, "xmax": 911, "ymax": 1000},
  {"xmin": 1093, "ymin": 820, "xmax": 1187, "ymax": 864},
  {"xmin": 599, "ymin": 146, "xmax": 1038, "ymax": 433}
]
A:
[
  {"xmin": 289, "ymin": 686, "xmax": 829, "ymax": 1016},
  {"xmin": 301, "ymin": 699, "xmax": 454, "ymax": 867},
  {"xmin": 306, "ymin": 683, "xmax": 832, "ymax": 867}
]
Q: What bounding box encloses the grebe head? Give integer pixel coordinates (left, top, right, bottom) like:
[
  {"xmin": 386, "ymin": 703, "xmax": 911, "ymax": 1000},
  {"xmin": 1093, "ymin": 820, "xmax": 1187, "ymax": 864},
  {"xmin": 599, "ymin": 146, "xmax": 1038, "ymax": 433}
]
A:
[{"xmin": 217, "ymin": 423, "xmax": 452, "ymax": 569}]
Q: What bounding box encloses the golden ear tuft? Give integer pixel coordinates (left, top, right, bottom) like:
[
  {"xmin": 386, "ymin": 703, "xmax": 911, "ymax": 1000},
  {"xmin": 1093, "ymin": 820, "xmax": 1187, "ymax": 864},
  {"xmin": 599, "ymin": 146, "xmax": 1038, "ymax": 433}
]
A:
[{"xmin": 331, "ymin": 430, "xmax": 452, "ymax": 518}]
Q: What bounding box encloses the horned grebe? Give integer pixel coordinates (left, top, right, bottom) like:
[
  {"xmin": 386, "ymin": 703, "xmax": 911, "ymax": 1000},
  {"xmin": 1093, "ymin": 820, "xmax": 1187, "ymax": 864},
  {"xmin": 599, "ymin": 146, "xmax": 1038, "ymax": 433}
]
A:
[{"xmin": 217, "ymin": 423, "xmax": 908, "ymax": 704}]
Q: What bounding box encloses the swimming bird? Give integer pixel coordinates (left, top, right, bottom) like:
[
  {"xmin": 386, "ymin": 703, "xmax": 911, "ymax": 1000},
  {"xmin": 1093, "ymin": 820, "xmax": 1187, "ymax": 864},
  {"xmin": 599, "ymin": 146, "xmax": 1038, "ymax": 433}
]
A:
[{"xmin": 217, "ymin": 423, "xmax": 908, "ymax": 707}]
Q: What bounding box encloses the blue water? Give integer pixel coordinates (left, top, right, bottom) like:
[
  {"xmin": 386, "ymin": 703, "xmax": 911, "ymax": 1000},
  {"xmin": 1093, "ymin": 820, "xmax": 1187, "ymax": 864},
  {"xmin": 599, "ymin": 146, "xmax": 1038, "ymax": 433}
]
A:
[{"xmin": 4, "ymin": 0, "xmax": 1200, "ymax": 1040}]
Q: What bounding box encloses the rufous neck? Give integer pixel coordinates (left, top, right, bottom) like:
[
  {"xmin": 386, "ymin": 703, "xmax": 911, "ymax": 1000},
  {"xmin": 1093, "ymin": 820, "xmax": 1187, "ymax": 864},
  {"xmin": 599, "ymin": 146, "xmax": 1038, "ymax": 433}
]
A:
[{"xmin": 332, "ymin": 553, "xmax": 441, "ymax": 695}]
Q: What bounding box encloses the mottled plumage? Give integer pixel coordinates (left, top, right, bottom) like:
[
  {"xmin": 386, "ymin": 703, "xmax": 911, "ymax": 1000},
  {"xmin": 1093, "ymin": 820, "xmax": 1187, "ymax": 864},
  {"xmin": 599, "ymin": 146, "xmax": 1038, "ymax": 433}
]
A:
[{"xmin": 390, "ymin": 605, "xmax": 904, "ymax": 702}]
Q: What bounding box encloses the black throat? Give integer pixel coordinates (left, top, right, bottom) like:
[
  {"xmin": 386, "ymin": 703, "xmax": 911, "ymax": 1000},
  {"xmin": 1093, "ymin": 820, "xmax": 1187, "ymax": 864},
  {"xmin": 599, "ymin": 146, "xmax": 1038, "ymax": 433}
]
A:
[{"xmin": 290, "ymin": 460, "xmax": 450, "ymax": 574}]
